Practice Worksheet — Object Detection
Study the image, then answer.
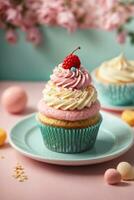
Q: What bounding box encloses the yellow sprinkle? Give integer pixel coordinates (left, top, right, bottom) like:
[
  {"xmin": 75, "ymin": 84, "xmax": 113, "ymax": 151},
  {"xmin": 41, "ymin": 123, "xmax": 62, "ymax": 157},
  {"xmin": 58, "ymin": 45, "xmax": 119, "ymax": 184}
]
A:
[{"xmin": 12, "ymin": 163, "xmax": 28, "ymax": 182}]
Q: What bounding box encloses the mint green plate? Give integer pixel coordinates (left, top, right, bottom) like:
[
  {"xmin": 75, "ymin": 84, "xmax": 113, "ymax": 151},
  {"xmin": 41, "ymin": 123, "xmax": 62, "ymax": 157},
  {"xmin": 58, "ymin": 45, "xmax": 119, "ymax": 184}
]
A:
[{"xmin": 9, "ymin": 112, "xmax": 134, "ymax": 166}]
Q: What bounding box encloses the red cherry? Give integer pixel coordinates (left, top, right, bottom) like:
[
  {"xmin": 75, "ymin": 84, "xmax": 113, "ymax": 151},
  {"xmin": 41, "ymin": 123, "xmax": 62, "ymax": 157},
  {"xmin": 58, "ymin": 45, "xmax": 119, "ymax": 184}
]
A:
[{"xmin": 62, "ymin": 47, "xmax": 81, "ymax": 69}]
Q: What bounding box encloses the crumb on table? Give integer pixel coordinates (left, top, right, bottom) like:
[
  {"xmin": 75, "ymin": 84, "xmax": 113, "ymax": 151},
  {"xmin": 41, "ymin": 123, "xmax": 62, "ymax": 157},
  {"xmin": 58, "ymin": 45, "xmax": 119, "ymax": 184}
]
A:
[{"xmin": 12, "ymin": 163, "xmax": 28, "ymax": 182}]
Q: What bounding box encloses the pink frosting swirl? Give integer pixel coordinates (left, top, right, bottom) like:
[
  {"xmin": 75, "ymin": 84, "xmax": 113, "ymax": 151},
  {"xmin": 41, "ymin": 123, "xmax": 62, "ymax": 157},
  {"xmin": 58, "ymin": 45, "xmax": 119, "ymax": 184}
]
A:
[
  {"xmin": 38, "ymin": 100, "xmax": 100, "ymax": 121},
  {"xmin": 50, "ymin": 64, "xmax": 91, "ymax": 90}
]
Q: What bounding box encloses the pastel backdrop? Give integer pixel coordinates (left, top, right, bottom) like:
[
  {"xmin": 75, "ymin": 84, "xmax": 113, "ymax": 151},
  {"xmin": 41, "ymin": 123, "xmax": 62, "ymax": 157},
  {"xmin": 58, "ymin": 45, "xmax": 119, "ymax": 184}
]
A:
[{"xmin": 0, "ymin": 24, "xmax": 134, "ymax": 81}]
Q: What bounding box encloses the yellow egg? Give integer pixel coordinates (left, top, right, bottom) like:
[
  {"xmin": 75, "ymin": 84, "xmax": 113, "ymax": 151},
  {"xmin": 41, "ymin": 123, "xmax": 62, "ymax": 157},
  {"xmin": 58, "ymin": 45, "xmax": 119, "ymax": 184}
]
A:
[
  {"xmin": 117, "ymin": 162, "xmax": 134, "ymax": 180},
  {"xmin": 0, "ymin": 128, "xmax": 7, "ymax": 146}
]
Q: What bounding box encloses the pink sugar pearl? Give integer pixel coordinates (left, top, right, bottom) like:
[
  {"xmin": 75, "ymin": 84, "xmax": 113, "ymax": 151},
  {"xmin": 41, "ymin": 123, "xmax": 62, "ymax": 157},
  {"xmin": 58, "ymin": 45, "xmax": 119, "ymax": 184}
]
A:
[
  {"xmin": 1, "ymin": 86, "xmax": 28, "ymax": 114},
  {"xmin": 104, "ymin": 168, "xmax": 121, "ymax": 185}
]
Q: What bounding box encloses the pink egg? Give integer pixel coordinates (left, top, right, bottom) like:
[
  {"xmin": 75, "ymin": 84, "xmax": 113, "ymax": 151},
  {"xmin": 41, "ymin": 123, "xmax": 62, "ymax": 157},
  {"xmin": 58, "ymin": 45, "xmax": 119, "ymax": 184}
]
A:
[
  {"xmin": 104, "ymin": 168, "xmax": 121, "ymax": 185},
  {"xmin": 1, "ymin": 86, "xmax": 28, "ymax": 114}
]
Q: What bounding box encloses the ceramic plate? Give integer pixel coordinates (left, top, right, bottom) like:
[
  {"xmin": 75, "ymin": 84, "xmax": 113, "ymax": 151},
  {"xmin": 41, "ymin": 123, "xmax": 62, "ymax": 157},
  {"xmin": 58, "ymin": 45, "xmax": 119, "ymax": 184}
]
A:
[
  {"xmin": 100, "ymin": 97, "xmax": 134, "ymax": 112},
  {"xmin": 9, "ymin": 112, "xmax": 134, "ymax": 166}
]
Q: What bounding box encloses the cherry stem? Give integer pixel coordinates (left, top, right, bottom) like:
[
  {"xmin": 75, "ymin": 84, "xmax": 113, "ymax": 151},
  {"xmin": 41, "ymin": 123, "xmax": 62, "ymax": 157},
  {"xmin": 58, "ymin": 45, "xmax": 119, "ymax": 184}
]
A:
[{"xmin": 71, "ymin": 46, "xmax": 81, "ymax": 54}]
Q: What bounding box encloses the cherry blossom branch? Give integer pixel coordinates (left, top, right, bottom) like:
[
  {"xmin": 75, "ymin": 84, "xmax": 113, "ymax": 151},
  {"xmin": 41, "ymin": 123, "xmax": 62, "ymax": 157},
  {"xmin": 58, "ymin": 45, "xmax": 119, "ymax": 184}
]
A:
[{"xmin": 0, "ymin": 0, "xmax": 134, "ymax": 45}]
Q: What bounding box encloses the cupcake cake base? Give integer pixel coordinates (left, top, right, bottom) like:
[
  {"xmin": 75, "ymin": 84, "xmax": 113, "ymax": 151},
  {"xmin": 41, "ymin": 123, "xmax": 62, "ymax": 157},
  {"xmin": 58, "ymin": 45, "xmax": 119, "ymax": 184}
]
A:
[{"xmin": 37, "ymin": 114, "xmax": 102, "ymax": 153}]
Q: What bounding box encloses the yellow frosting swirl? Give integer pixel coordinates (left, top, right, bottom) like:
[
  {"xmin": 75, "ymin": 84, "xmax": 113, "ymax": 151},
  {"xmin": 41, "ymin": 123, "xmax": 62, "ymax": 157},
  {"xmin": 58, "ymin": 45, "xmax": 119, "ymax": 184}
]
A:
[
  {"xmin": 98, "ymin": 54, "xmax": 134, "ymax": 83},
  {"xmin": 43, "ymin": 81, "xmax": 97, "ymax": 110}
]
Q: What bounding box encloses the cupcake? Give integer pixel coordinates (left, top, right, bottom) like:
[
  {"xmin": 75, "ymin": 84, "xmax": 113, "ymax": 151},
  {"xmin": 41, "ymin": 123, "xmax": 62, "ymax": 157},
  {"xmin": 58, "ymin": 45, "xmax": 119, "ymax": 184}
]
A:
[
  {"xmin": 92, "ymin": 54, "xmax": 134, "ymax": 106},
  {"xmin": 37, "ymin": 47, "xmax": 102, "ymax": 153}
]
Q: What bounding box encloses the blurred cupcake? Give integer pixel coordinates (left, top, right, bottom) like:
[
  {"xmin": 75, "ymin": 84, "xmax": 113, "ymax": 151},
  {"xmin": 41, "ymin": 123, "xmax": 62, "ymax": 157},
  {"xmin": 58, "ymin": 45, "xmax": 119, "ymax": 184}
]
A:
[
  {"xmin": 92, "ymin": 54, "xmax": 134, "ymax": 106},
  {"xmin": 37, "ymin": 47, "xmax": 102, "ymax": 153}
]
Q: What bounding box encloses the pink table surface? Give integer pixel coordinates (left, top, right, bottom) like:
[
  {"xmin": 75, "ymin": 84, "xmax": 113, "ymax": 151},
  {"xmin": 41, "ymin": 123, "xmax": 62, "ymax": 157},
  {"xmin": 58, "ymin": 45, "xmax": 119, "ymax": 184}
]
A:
[{"xmin": 0, "ymin": 81, "xmax": 134, "ymax": 200}]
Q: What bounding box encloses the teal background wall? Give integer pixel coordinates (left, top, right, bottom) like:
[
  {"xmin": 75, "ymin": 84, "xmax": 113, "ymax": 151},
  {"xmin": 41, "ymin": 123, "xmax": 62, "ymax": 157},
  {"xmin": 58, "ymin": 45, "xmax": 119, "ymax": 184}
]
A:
[{"xmin": 0, "ymin": 25, "xmax": 134, "ymax": 81}]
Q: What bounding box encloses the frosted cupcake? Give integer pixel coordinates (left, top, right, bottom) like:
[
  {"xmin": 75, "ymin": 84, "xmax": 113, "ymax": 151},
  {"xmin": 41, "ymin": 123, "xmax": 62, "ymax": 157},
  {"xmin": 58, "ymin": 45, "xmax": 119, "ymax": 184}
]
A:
[
  {"xmin": 92, "ymin": 54, "xmax": 134, "ymax": 106},
  {"xmin": 37, "ymin": 47, "xmax": 102, "ymax": 153}
]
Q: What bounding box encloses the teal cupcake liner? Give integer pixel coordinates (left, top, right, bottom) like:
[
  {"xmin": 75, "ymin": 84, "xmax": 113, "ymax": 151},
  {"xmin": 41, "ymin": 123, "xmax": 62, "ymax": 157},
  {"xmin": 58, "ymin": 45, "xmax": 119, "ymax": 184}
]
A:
[
  {"xmin": 38, "ymin": 117, "xmax": 102, "ymax": 153},
  {"xmin": 92, "ymin": 71, "xmax": 134, "ymax": 106}
]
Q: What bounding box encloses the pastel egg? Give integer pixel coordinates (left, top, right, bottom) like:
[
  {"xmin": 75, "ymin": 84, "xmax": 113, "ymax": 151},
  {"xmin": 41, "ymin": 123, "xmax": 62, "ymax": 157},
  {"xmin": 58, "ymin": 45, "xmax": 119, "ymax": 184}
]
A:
[
  {"xmin": 104, "ymin": 168, "xmax": 121, "ymax": 185},
  {"xmin": 117, "ymin": 162, "xmax": 134, "ymax": 180},
  {"xmin": 0, "ymin": 128, "xmax": 7, "ymax": 146},
  {"xmin": 1, "ymin": 86, "xmax": 28, "ymax": 114}
]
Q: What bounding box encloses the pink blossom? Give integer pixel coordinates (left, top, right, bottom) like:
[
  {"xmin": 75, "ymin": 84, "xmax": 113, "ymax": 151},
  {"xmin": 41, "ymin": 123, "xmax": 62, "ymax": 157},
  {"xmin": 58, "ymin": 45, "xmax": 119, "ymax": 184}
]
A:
[
  {"xmin": 26, "ymin": 0, "xmax": 41, "ymax": 11},
  {"xmin": 37, "ymin": 0, "xmax": 64, "ymax": 25},
  {"xmin": 57, "ymin": 10, "xmax": 77, "ymax": 32},
  {"xmin": 0, "ymin": 0, "xmax": 10, "ymax": 12},
  {"xmin": 21, "ymin": 11, "xmax": 37, "ymax": 31},
  {"xmin": 103, "ymin": 12, "xmax": 123, "ymax": 30},
  {"xmin": 117, "ymin": 31, "xmax": 127, "ymax": 44},
  {"xmin": 0, "ymin": 0, "xmax": 134, "ymax": 45},
  {"xmin": 6, "ymin": 7, "xmax": 22, "ymax": 26},
  {"xmin": 38, "ymin": 7, "xmax": 56, "ymax": 25},
  {"xmin": 98, "ymin": 0, "xmax": 118, "ymax": 10},
  {"xmin": 25, "ymin": 27, "xmax": 42, "ymax": 45},
  {"xmin": 5, "ymin": 29, "xmax": 18, "ymax": 44},
  {"xmin": 6, "ymin": 8, "xmax": 18, "ymax": 21}
]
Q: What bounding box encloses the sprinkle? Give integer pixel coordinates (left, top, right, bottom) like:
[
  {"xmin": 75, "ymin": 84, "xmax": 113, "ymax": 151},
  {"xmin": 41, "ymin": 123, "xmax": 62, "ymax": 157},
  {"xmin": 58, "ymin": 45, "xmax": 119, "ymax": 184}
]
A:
[
  {"xmin": 70, "ymin": 67, "xmax": 76, "ymax": 72},
  {"xmin": 12, "ymin": 163, "xmax": 28, "ymax": 182}
]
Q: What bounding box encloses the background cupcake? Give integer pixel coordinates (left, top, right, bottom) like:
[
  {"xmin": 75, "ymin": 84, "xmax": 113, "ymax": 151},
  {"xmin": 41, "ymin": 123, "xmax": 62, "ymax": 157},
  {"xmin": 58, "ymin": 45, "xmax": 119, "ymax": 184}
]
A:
[
  {"xmin": 92, "ymin": 54, "xmax": 134, "ymax": 106},
  {"xmin": 37, "ymin": 47, "xmax": 102, "ymax": 153}
]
